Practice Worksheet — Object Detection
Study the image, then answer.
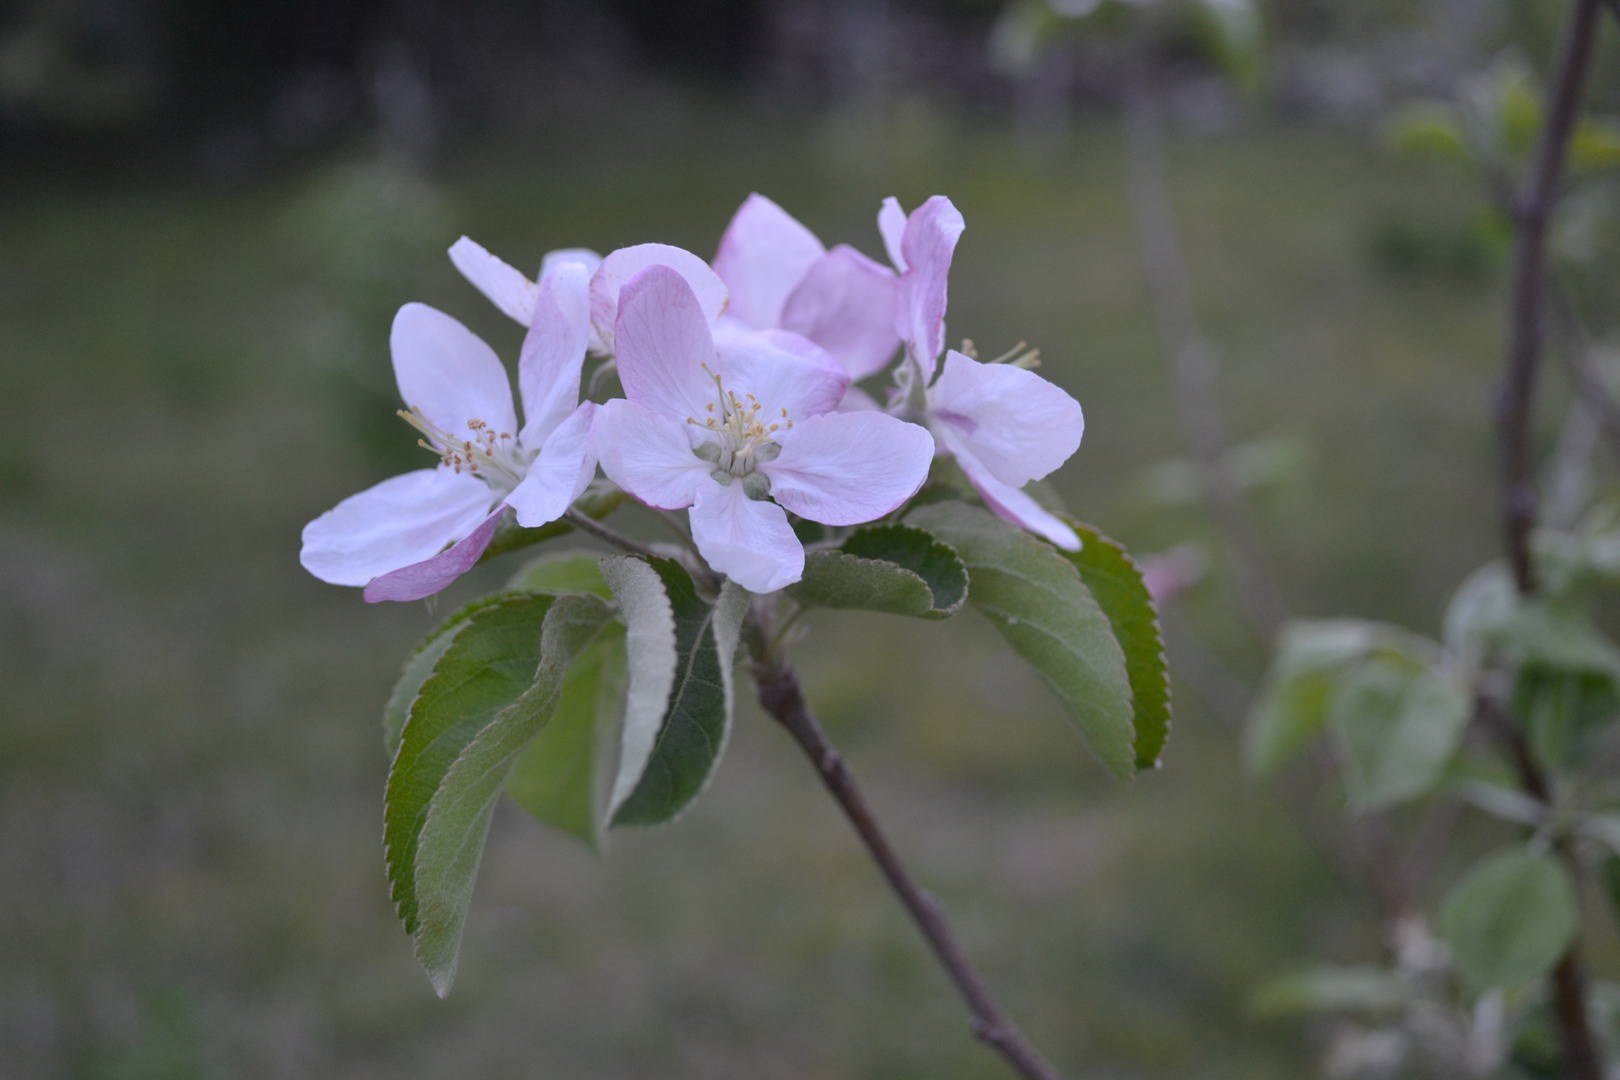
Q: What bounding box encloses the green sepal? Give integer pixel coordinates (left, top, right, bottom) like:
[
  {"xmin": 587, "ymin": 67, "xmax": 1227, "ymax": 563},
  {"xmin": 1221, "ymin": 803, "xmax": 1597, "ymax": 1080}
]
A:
[
  {"xmin": 907, "ymin": 501, "xmax": 1136, "ymax": 780},
  {"xmin": 788, "ymin": 523, "xmax": 967, "ymax": 620},
  {"xmin": 1060, "ymin": 519, "xmax": 1171, "ymax": 770}
]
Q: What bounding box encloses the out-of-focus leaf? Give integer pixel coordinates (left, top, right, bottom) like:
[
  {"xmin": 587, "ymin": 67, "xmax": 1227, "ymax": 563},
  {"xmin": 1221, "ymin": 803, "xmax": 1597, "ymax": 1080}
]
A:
[
  {"xmin": 1139, "ymin": 431, "xmax": 1309, "ymax": 507},
  {"xmin": 1578, "ymin": 812, "xmax": 1620, "ymax": 856},
  {"xmin": 1440, "ymin": 847, "xmax": 1576, "ymax": 996},
  {"xmin": 1444, "ymin": 562, "xmax": 1517, "ymax": 669},
  {"xmin": 1455, "ymin": 780, "xmax": 1547, "ymax": 827},
  {"xmin": 987, "ymin": 0, "xmax": 1066, "ymax": 77},
  {"xmin": 1191, "ymin": 0, "xmax": 1263, "ymax": 91},
  {"xmin": 788, "ymin": 524, "xmax": 967, "ymax": 620},
  {"xmin": 1514, "ymin": 667, "xmax": 1620, "ymax": 769},
  {"xmin": 1492, "ymin": 600, "xmax": 1620, "ymax": 676},
  {"xmin": 413, "ymin": 594, "xmax": 617, "ymax": 994},
  {"xmin": 1603, "ymin": 855, "xmax": 1620, "ymax": 918},
  {"xmin": 1332, "ymin": 658, "xmax": 1471, "ymax": 812},
  {"xmin": 503, "ymin": 625, "xmax": 627, "ymax": 848},
  {"xmin": 610, "ymin": 559, "xmax": 749, "ymax": 827},
  {"xmin": 507, "ymin": 550, "xmax": 612, "ymax": 597},
  {"xmin": 1062, "ymin": 520, "xmax": 1171, "ymax": 770},
  {"xmin": 1497, "ymin": 68, "xmax": 1543, "ymax": 160},
  {"xmin": 1245, "ymin": 620, "xmax": 1390, "ymax": 777},
  {"xmin": 908, "ymin": 502, "xmax": 1136, "ymax": 779},
  {"xmin": 385, "ymin": 594, "xmax": 556, "ymax": 940},
  {"xmin": 1385, "ymin": 101, "xmax": 1470, "ymax": 163},
  {"xmin": 1249, "ymin": 965, "xmax": 1412, "ymax": 1018},
  {"xmin": 1572, "ymin": 119, "xmax": 1620, "ymax": 174},
  {"xmin": 384, "ymin": 593, "xmax": 515, "ymax": 756}
]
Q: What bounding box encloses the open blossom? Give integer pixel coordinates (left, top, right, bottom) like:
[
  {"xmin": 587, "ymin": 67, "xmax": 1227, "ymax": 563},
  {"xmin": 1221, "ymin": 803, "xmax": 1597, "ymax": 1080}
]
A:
[
  {"xmin": 300, "ymin": 264, "xmax": 598, "ymax": 602},
  {"xmin": 712, "ymin": 193, "xmax": 899, "ymax": 382},
  {"xmin": 596, "ymin": 265, "xmax": 935, "ymax": 594},
  {"xmin": 450, "ymin": 235, "xmax": 728, "ymax": 357},
  {"xmin": 879, "ymin": 195, "xmax": 1086, "ymax": 551}
]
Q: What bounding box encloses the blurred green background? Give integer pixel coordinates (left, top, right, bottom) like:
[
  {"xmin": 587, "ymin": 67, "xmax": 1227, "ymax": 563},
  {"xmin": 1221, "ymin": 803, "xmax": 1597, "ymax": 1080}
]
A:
[{"xmin": 0, "ymin": 1, "xmax": 1605, "ymax": 1077}]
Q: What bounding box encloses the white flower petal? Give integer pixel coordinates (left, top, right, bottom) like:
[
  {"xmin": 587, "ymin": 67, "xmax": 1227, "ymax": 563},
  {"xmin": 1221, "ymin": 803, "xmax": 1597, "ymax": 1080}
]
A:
[
  {"xmin": 712, "ymin": 193, "xmax": 826, "ymax": 329},
  {"xmin": 688, "ymin": 482, "xmax": 804, "ymax": 593},
  {"xmin": 507, "ymin": 403, "xmax": 598, "ymax": 528},
  {"xmin": 949, "ymin": 439, "xmax": 1080, "ymax": 551},
  {"xmin": 363, "ymin": 506, "xmax": 506, "ymax": 603},
  {"xmin": 837, "ymin": 384, "xmax": 883, "ymax": 413},
  {"xmin": 763, "ymin": 410, "xmax": 934, "ymax": 526},
  {"xmin": 449, "ymin": 237, "xmax": 538, "ymax": 325},
  {"xmin": 613, "ymin": 265, "xmax": 722, "ymax": 424},
  {"xmin": 541, "ymin": 247, "xmax": 603, "ymax": 279},
  {"xmin": 895, "ymin": 195, "xmax": 964, "ymax": 379},
  {"xmin": 590, "ymin": 243, "xmax": 729, "ymax": 352},
  {"xmin": 716, "ymin": 328, "xmax": 849, "ymax": 420},
  {"xmin": 878, "ymin": 196, "xmax": 909, "ymax": 273},
  {"xmin": 928, "ymin": 350, "xmax": 1084, "ymax": 488},
  {"xmin": 391, "ymin": 303, "xmax": 518, "ymax": 444},
  {"xmin": 300, "ymin": 468, "xmax": 494, "ymax": 586},
  {"xmin": 518, "ymin": 262, "xmax": 591, "ymax": 447},
  {"xmin": 596, "ymin": 400, "xmax": 709, "ymax": 511},
  {"xmin": 780, "ymin": 245, "xmax": 900, "ymax": 380}
]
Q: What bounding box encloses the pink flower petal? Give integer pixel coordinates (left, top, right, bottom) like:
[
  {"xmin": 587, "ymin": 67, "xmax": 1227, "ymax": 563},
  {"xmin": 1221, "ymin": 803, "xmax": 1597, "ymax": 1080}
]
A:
[
  {"xmin": 895, "ymin": 195, "xmax": 965, "ymax": 379},
  {"xmin": 590, "ymin": 243, "xmax": 729, "ymax": 352},
  {"xmin": 717, "ymin": 328, "xmax": 849, "ymax": 420},
  {"xmin": 391, "ymin": 303, "xmax": 518, "ymax": 445},
  {"xmin": 363, "ymin": 506, "xmax": 506, "ymax": 603},
  {"xmin": 928, "ymin": 349, "xmax": 1084, "ymax": 488},
  {"xmin": 780, "ymin": 245, "xmax": 900, "ymax": 380},
  {"xmin": 763, "ymin": 410, "xmax": 934, "ymax": 526},
  {"xmin": 518, "ymin": 262, "xmax": 591, "ymax": 448},
  {"xmin": 300, "ymin": 468, "xmax": 495, "ymax": 587},
  {"xmin": 613, "ymin": 265, "xmax": 722, "ymax": 424},
  {"xmin": 596, "ymin": 400, "xmax": 709, "ymax": 511},
  {"xmin": 688, "ymin": 481, "xmax": 804, "ymax": 593},
  {"xmin": 506, "ymin": 403, "xmax": 598, "ymax": 528},
  {"xmin": 449, "ymin": 237, "xmax": 538, "ymax": 325},
  {"xmin": 947, "ymin": 438, "xmax": 1080, "ymax": 551},
  {"xmin": 712, "ymin": 193, "xmax": 826, "ymax": 329},
  {"xmin": 540, "ymin": 247, "xmax": 603, "ymax": 280},
  {"xmin": 878, "ymin": 197, "xmax": 909, "ymax": 273}
]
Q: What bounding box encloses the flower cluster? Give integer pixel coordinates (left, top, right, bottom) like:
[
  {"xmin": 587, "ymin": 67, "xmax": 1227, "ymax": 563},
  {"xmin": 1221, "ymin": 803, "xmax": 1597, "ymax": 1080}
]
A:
[{"xmin": 300, "ymin": 194, "xmax": 1086, "ymax": 598}]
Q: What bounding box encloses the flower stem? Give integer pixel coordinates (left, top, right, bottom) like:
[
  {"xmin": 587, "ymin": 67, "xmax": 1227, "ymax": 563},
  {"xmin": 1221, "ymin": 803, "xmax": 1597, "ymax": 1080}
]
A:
[
  {"xmin": 753, "ymin": 662, "xmax": 1066, "ymax": 1080},
  {"xmin": 561, "ymin": 509, "xmax": 661, "ymax": 560}
]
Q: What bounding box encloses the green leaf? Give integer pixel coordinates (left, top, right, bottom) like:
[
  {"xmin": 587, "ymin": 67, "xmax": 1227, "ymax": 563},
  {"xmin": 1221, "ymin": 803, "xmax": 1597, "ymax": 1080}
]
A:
[
  {"xmin": 1061, "ymin": 520, "xmax": 1171, "ymax": 770},
  {"xmin": 1440, "ymin": 847, "xmax": 1576, "ymax": 995},
  {"xmin": 507, "ymin": 550, "xmax": 613, "ymax": 598},
  {"xmin": 1493, "ymin": 600, "xmax": 1620, "ymax": 676},
  {"xmin": 599, "ymin": 556, "xmax": 679, "ymax": 819},
  {"xmin": 1248, "ymin": 965, "xmax": 1412, "ymax": 1018},
  {"xmin": 1191, "ymin": 0, "xmax": 1263, "ymax": 91},
  {"xmin": 1443, "ymin": 562, "xmax": 1517, "ymax": 669},
  {"xmin": 385, "ymin": 594, "xmax": 556, "ymax": 939},
  {"xmin": 1245, "ymin": 620, "xmax": 1388, "ymax": 777},
  {"xmin": 412, "ymin": 594, "xmax": 618, "ymax": 994},
  {"xmin": 610, "ymin": 559, "xmax": 750, "ymax": 826},
  {"xmin": 383, "ymin": 593, "xmax": 517, "ymax": 756},
  {"xmin": 503, "ymin": 626, "xmax": 627, "ymax": 848},
  {"xmin": 1331, "ymin": 658, "xmax": 1471, "ymax": 812},
  {"xmin": 1514, "ymin": 667, "xmax": 1620, "ymax": 769},
  {"xmin": 788, "ymin": 524, "xmax": 967, "ymax": 620},
  {"xmin": 907, "ymin": 502, "xmax": 1136, "ymax": 780},
  {"xmin": 1384, "ymin": 101, "xmax": 1470, "ymax": 163},
  {"xmin": 1572, "ymin": 119, "xmax": 1620, "ymax": 174},
  {"xmin": 475, "ymin": 481, "xmax": 629, "ymax": 565}
]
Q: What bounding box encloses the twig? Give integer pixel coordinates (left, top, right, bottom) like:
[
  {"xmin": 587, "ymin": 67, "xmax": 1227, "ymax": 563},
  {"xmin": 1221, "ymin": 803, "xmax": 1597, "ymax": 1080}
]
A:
[
  {"xmin": 753, "ymin": 663, "xmax": 1066, "ymax": 1080},
  {"xmin": 1499, "ymin": 0, "xmax": 1602, "ymax": 595},
  {"xmin": 1122, "ymin": 80, "xmax": 1289, "ymax": 643},
  {"xmin": 561, "ymin": 508, "xmax": 662, "ymax": 560}
]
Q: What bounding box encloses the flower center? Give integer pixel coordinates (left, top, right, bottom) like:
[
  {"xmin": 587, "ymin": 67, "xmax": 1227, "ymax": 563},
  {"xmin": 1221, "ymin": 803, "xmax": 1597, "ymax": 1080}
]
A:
[
  {"xmin": 687, "ymin": 368, "xmax": 789, "ymax": 489},
  {"xmin": 399, "ymin": 407, "xmax": 533, "ymax": 493}
]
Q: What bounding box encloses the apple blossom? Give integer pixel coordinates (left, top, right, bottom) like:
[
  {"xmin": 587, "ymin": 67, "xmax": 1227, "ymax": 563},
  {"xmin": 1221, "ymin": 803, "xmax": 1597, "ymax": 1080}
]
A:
[
  {"xmin": 879, "ymin": 195, "xmax": 1086, "ymax": 551},
  {"xmin": 300, "ymin": 263, "xmax": 598, "ymax": 602},
  {"xmin": 712, "ymin": 193, "xmax": 900, "ymax": 381},
  {"xmin": 596, "ymin": 264, "xmax": 935, "ymax": 593}
]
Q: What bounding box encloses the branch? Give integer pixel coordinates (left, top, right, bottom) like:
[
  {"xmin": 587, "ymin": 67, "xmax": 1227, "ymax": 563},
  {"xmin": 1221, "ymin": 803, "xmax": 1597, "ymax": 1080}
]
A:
[
  {"xmin": 1499, "ymin": 0, "xmax": 1603, "ymax": 594},
  {"xmin": 753, "ymin": 663, "xmax": 1066, "ymax": 1080},
  {"xmin": 561, "ymin": 508, "xmax": 662, "ymax": 560},
  {"xmin": 1122, "ymin": 81, "xmax": 1289, "ymax": 643}
]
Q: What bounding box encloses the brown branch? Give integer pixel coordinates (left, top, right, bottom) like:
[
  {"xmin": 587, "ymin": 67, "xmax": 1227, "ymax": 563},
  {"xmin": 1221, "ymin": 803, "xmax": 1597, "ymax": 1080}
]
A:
[
  {"xmin": 561, "ymin": 508, "xmax": 662, "ymax": 560},
  {"xmin": 1122, "ymin": 81, "xmax": 1289, "ymax": 644},
  {"xmin": 1500, "ymin": 0, "xmax": 1603, "ymax": 594},
  {"xmin": 753, "ymin": 663, "xmax": 1066, "ymax": 1080}
]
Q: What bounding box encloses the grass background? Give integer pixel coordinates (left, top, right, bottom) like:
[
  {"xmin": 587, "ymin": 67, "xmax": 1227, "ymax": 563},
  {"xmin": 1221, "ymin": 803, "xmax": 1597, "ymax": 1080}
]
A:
[{"xmin": 0, "ymin": 102, "xmax": 1543, "ymax": 1078}]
